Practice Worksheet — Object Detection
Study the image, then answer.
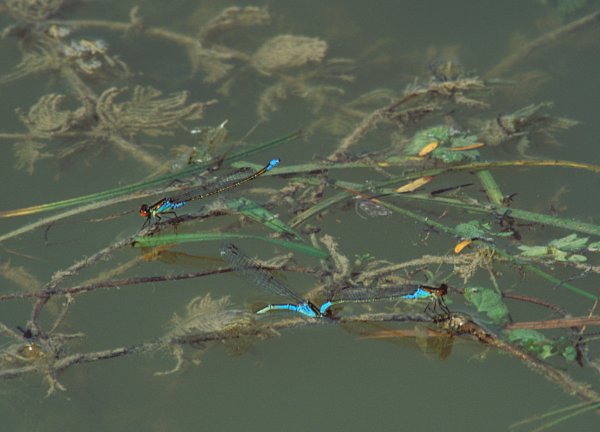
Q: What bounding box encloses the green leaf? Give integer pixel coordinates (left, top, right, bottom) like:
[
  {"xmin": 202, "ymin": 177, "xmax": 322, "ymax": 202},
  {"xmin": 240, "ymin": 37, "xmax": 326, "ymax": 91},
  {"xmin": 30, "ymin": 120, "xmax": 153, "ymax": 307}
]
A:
[
  {"xmin": 405, "ymin": 126, "xmax": 481, "ymax": 162},
  {"xmin": 587, "ymin": 241, "xmax": 600, "ymax": 251},
  {"xmin": 517, "ymin": 245, "xmax": 549, "ymax": 257},
  {"xmin": 567, "ymin": 254, "xmax": 587, "ymax": 263},
  {"xmin": 561, "ymin": 345, "xmax": 577, "ymax": 362},
  {"xmin": 226, "ymin": 197, "xmax": 303, "ymax": 240},
  {"xmin": 455, "ymin": 220, "xmax": 486, "ymax": 239},
  {"xmin": 549, "ymin": 247, "xmax": 568, "ymax": 261},
  {"xmin": 494, "ymin": 231, "xmax": 515, "ymax": 238},
  {"xmin": 507, "ymin": 329, "xmax": 547, "ymax": 344},
  {"xmin": 432, "ymin": 147, "xmax": 479, "ymax": 163},
  {"xmin": 463, "ymin": 286, "xmax": 510, "ymax": 324},
  {"xmin": 404, "ymin": 126, "xmax": 451, "ymax": 156},
  {"xmin": 519, "ymin": 234, "xmax": 590, "ymax": 262},
  {"xmin": 507, "ymin": 330, "xmax": 577, "ymax": 361},
  {"xmin": 540, "ymin": 344, "xmax": 555, "ymax": 359},
  {"xmin": 507, "ymin": 329, "xmax": 553, "ymax": 359},
  {"xmin": 434, "ymin": 133, "xmax": 482, "ymax": 162},
  {"xmin": 549, "ymin": 233, "xmax": 588, "ymax": 251}
]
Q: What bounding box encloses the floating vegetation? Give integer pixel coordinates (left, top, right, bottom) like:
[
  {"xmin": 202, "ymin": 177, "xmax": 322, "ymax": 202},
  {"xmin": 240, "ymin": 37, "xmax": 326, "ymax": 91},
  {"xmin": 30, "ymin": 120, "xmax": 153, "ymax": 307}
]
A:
[
  {"xmin": 518, "ymin": 233, "xmax": 593, "ymax": 262},
  {"xmin": 470, "ymin": 102, "xmax": 578, "ymax": 153},
  {"xmin": 17, "ymin": 93, "xmax": 88, "ymax": 138},
  {"xmin": 5, "ymin": 0, "xmax": 64, "ymax": 22},
  {"xmin": 252, "ymin": 34, "xmax": 328, "ymax": 74},
  {"xmin": 0, "ymin": 3, "xmax": 599, "ymax": 430},
  {"xmin": 95, "ymin": 86, "xmax": 210, "ymax": 136},
  {"xmin": 404, "ymin": 125, "xmax": 483, "ymax": 162}
]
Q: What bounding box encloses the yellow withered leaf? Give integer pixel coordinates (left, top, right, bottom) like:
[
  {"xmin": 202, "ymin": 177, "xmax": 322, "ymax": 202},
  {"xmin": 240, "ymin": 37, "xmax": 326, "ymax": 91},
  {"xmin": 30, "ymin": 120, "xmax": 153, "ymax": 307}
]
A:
[
  {"xmin": 395, "ymin": 176, "xmax": 433, "ymax": 193},
  {"xmin": 454, "ymin": 239, "xmax": 473, "ymax": 254},
  {"xmin": 418, "ymin": 141, "xmax": 439, "ymax": 157},
  {"xmin": 448, "ymin": 143, "xmax": 485, "ymax": 151}
]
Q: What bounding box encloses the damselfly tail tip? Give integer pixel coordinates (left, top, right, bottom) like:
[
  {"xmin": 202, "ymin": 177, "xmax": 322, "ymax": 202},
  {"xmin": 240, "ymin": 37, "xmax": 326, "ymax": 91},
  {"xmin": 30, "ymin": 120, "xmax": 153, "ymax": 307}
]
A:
[
  {"xmin": 319, "ymin": 301, "xmax": 333, "ymax": 315},
  {"xmin": 267, "ymin": 158, "xmax": 281, "ymax": 171},
  {"xmin": 255, "ymin": 306, "xmax": 270, "ymax": 315}
]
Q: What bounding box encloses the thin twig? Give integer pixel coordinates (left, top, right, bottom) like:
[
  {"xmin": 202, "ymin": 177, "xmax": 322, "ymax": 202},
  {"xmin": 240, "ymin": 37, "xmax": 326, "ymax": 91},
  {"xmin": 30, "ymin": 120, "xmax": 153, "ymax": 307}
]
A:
[{"xmin": 506, "ymin": 317, "xmax": 600, "ymax": 330}]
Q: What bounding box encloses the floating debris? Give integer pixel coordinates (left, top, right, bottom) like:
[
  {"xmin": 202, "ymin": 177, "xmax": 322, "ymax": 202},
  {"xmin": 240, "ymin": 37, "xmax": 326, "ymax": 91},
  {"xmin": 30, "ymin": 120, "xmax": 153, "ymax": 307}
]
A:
[
  {"xmin": 252, "ymin": 34, "xmax": 328, "ymax": 75},
  {"xmin": 5, "ymin": 0, "xmax": 64, "ymax": 22}
]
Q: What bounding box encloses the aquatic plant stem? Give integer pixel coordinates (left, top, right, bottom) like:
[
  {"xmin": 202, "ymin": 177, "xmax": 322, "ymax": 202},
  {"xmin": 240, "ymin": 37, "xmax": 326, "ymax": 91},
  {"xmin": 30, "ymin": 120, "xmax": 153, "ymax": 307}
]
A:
[
  {"xmin": 0, "ymin": 131, "xmax": 301, "ymax": 243},
  {"xmin": 506, "ymin": 316, "xmax": 600, "ymax": 330},
  {"xmin": 486, "ymin": 10, "xmax": 600, "ymax": 78},
  {"xmin": 476, "ymin": 170, "xmax": 503, "ymax": 205},
  {"xmin": 328, "ymin": 78, "xmax": 484, "ymax": 159},
  {"xmin": 313, "ymin": 180, "xmax": 597, "ymax": 300},
  {"xmin": 3, "ymin": 311, "xmax": 599, "ymax": 409},
  {"xmin": 108, "ymin": 134, "xmax": 161, "ymax": 169},
  {"xmin": 289, "ymin": 158, "xmax": 600, "ymax": 236}
]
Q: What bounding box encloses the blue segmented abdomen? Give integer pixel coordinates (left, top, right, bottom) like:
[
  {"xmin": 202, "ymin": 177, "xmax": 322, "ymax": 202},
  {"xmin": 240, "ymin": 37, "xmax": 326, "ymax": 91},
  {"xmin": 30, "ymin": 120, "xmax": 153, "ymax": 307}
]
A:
[
  {"xmin": 257, "ymin": 302, "xmax": 318, "ymax": 318},
  {"xmin": 319, "ymin": 301, "xmax": 333, "ymax": 315},
  {"xmin": 401, "ymin": 287, "xmax": 431, "ymax": 300},
  {"xmin": 266, "ymin": 158, "xmax": 280, "ymax": 171},
  {"xmin": 156, "ymin": 199, "xmax": 187, "ymax": 213}
]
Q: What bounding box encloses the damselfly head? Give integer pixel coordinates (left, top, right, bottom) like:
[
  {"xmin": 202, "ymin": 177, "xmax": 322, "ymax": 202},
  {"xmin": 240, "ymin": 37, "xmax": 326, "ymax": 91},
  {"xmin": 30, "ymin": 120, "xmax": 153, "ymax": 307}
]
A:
[
  {"xmin": 422, "ymin": 283, "xmax": 448, "ymax": 297},
  {"xmin": 139, "ymin": 205, "xmax": 150, "ymax": 218}
]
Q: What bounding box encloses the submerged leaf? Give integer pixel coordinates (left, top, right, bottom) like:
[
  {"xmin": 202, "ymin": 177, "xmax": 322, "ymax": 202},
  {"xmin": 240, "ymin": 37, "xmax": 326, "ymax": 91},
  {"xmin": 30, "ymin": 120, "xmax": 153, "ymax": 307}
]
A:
[
  {"xmin": 256, "ymin": 82, "xmax": 289, "ymax": 120},
  {"xmin": 13, "ymin": 141, "xmax": 52, "ymax": 174},
  {"xmin": 227, "ymin": 197, "xmax": 304, "ymax": 240},
  {"xmin": 507, "ymin": 329, "xmax": 576, "ymax": 361},
  {"xmin": 186, "ymin": 45, "xmax": 235, "ymax": 83},
  {"xmin": 0, "ymin": 258, "xmax": 42, "ymax": 291},
  {"xmin": 464, "ymin": 286, "xmax": 510, "ymax": 324},
  {"xmin": 0, "ymin": 47, "xmax": 58, "ymax": 84}
]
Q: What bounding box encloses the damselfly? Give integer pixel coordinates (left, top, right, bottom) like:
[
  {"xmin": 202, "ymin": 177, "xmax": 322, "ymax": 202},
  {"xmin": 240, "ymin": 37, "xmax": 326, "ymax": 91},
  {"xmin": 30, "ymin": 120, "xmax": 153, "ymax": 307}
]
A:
[
  {"xmin": 321, "ymin": 283, "xmax": 449, "ymax": 316},
  {"xmin": 139, "ymin": 158, "xmax": 279, "ymax": 227},
  {"xmin": 220, "ymin": 243, "xmax": 325, "ymax": 318}
]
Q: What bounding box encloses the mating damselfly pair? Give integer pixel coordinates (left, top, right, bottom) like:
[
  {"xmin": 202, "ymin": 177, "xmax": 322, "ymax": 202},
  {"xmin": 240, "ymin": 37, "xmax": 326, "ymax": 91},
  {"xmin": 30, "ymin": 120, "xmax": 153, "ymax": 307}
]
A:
[
  {"xmin": 139, "ymin": 158, "xmax": 280, "ymax": 227},
  {"xmin": 221, "ymin": 243, "xmax": 450, "ymax": 319}
]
